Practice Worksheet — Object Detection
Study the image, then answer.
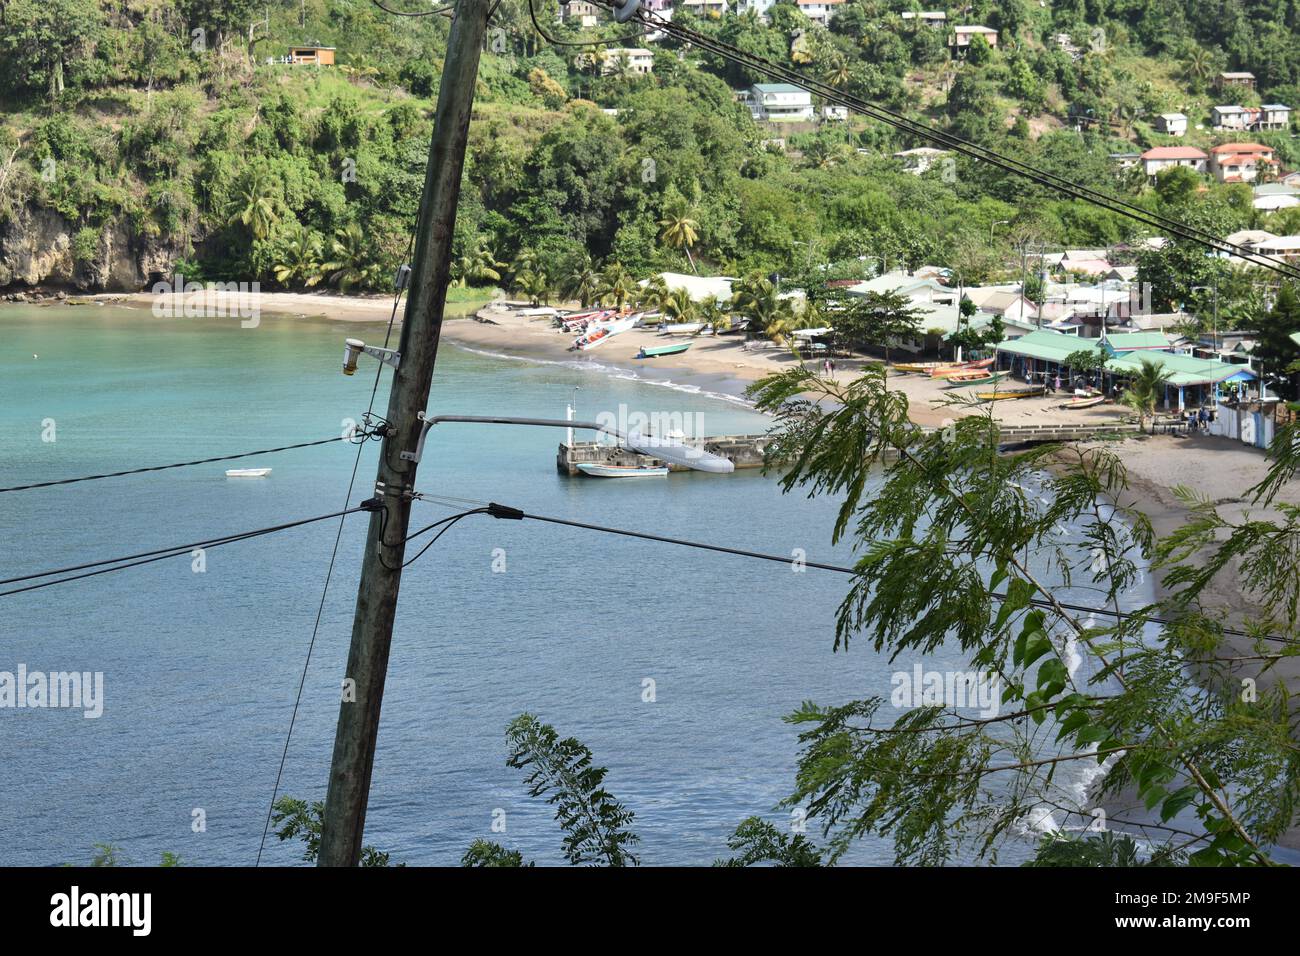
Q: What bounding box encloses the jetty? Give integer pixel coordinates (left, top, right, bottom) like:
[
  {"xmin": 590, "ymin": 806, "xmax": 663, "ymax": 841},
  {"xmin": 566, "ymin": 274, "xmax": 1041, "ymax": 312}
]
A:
[{"xmin": 558, "ymin": 434, "xmax": 773, "ymax": 474}]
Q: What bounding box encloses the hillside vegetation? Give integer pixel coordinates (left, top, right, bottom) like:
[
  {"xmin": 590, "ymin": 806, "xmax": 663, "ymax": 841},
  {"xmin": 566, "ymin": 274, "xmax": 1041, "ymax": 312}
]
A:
[{"xmin": 1, "ymin": 0, "xmax": 1298, "ymax": 298}]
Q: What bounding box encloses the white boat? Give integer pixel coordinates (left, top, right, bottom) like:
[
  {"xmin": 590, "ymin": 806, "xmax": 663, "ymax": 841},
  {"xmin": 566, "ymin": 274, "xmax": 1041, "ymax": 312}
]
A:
[
  {"xmin": 571, "ymin": 316, "xmax": 638, "ymax": 351},
  {"xmin": 658, "ymin": 321, "xmax": 705, "ymax": 336},
  {"xmin": 575, "ymin": 462, "xmax": 669, "ymax": 478},
  {"xmin": 225, "ymin": 468, "xmax": 272, "ymax": 478}
]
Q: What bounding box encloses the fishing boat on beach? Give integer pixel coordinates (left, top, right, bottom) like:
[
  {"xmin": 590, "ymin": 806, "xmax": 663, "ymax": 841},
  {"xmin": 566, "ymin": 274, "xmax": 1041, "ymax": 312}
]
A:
[
  {"xmin": 575, "ymin": 462, "xmax": 669, "ymax": 478},
  {"xmin": 945, "ymin": 370, "xmax": 1008, "ymax": 387},
  {"xmin": 1059, "ymin": 394, "xmax": 1106, "ymax": 409},
  {"xmin": 975, "ymin": 385, "xmax": 1046, "ymax": 402},
  {"xmin": 637, "ymin": 342, "xmax": 692, "ymax": 358},
  {"xmin": 658, "ymin": 321, "xmax": 706, "ymax": 336},
  {"xmin": 571, "ymin": 316, "xmax": 638, "ymax": 351},
  {"xmin": 893, "ymin": 360, "xmax": 948, "ymax": 374},
  {"xmin": 930, "ymin": 358, "xmax": 994, "ymax": 378}
]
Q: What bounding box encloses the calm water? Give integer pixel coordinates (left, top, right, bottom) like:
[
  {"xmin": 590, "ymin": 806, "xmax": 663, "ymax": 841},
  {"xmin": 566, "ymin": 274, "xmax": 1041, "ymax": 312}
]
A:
[{"xmin": 2, "ymin": 303, "xmax": 933, "ymax": 866}]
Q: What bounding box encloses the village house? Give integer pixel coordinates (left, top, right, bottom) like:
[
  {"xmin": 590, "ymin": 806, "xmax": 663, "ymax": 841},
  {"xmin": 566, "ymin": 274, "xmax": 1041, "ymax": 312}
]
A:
[
  {"xmin": 961, "ymin": 287, "xmax": 1038, "ymax": 322},
  {"xmin": 1139, "ymin": 145, "xmax": 1208, "ymax": 181},
  {"xmin": 1154, "ymin": 112, "xmax": 1188, "ymax": 137},
  {"xmin": 1258, "ymin": 104, "xmax": 1293, "ymax": 131},
  {"xmin": 1252, "ymin": 235, "xmax": 1300, "ymax": 263},
  {"xmin": 1209, "ymin": 142, "xmax": 1276, "ymax": 183},
  {"xmin": 1216, "ymin": 71, "xmax": 1257, "ymax": 92},
  {"xmin": 677, "ymin": 0, "xmax": 729, "ymax": 15},
  {"xmin": 893, "ymin": 146, "xmax": 950, "ymax": 175},
  {"xmin": 280, "ymin": 45, "xmax": 334, "ymax": 66},
  {"xmin": 746, "ymin": 83, "xmax": 814, "ymax": 122},
  {"xmin": 822, "ymin": 105, "xmax": 848, "ymax": 121},
  {"xmin": 559, "ymin": 0, "xmax": 600, "ymax": 27},
  {"xmin": 1253, "ymin": 183, "xmax": 1300, "ymax": 211},
  {"xmin": 599, "ymin": 47, "xmax": 654, "ymax": 76},
  {"xmin": 901, "ymin": 11, "xmax": 947, "ymax": 28},
  {"xmin": 950, "ymin": 25, "xmax": 998, "ymax": 51},
  {"xmin": 735, "ymin": 0, "xmax": 777, "ymax": 17},
  {"xmin": 1109, "ymin": 152, "xmax": 1141, "ymax": 170},
  {"xmin": 795, "ymin": 0, "xmax": 845, "ymax": 26}
]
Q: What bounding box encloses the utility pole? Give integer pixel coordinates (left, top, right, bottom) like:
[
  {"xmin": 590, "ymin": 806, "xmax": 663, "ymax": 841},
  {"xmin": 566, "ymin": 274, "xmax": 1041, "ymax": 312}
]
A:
[{"xmin": 318, "ymin": 0, "xmax": 492, "ymax": 867}]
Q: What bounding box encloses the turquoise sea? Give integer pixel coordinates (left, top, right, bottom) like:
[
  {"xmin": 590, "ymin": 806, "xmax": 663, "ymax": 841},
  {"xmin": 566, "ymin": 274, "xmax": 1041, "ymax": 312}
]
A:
[{"xmin": 0, "ymin": 302, "xmax": 1161, "ymax": 866}]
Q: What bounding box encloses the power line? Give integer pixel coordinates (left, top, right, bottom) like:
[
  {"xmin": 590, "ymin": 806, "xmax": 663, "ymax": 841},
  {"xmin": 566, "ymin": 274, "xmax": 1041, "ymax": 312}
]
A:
[
  {"xmin": 0, "ymin": 431, "xmax": 381, "ymax": 495},
  {"xmin": 407, "ymin": 497, "xmax": 1300, "ymax": 648},
  {"xmin": 585, "ymin": 3, "xmax": 1300, "ymax": 282},
  {"xmin": 0, "ymin": 507, "xmax": 367, "ymax": 599},
  {"xmin": 370, "ymin": 0, "xmax": 454, "ymax": 17}
]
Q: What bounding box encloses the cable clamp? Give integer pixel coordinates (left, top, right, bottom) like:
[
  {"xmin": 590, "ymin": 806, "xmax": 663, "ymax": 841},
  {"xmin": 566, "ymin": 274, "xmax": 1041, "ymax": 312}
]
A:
[
  {"xmin": 400, "ymin": 411, "xmax": 437, "ymax": 464},
  {"xmin": 487, "ymin": 502, "xmax": 524, "ymax": 520}
]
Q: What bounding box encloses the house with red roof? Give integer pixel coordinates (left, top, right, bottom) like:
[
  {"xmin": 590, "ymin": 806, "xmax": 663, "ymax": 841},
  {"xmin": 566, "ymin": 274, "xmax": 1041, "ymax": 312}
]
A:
[
  {"xmin": 1139, "ymin": 146, "xmax": 1208, "ymax": 181},
  {"xmin": 1209, "ymin": 143, "xmax": 1277, "ymax": 183}
]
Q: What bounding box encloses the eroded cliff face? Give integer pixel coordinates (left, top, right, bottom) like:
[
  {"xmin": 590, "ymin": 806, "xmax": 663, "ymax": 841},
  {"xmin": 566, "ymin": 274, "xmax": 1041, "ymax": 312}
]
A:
[{"xmin": 0, "ymin": 205, "xmax": 182, "ymax": 292}]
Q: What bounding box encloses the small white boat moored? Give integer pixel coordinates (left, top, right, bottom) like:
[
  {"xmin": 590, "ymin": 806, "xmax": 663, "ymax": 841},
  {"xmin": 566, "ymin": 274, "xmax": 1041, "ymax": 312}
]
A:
[
  {"xmin": 226, "ymin": 468, "xmax": 272, "ymax": 478},
  {"xmin": 575, "ymin": 462, "xmax": 668, "ymax": 478}
]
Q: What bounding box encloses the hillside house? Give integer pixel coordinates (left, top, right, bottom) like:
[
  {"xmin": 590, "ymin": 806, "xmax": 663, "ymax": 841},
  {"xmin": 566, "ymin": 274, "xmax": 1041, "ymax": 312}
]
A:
[
  {"xmin": 1209, "ymin": 142, "xmax": 1276, "ymax": 183},
  {"xmin": 746, "ymin": 83, "xmax": 814, "ymax": 122},
  {"xmin": 1154, "ymin": 112, "xmax": 1187, "ymax": 136},
  {"xmin": 893, "ymin": 146, "xmax": 950, "ymax": 174},
  {"xmin": 901, "ymin": 11, "xmax": 947, "ymax": 27},
  {"xmin": 950, "ymin": 25, "xmax": 998, "ymax": 51},
  {"xmin": 1216, "ymin": 72, "xmax": 1257, "ymax": 92},
  {"xmin": 599, "ymin": 47, "xmax": 654, "ymax": 76},
  {"xmin": 1139, "ymin": 146, "xmax": 1208, "ymax": 180},
  {"xmin": 1254, "ymin": 184, "xmax": 1300, "ymax": 211},
  {"xmin": 796, "ymin": 0, "xmax": 844, "ymax": 26},
  {"xmin": 677, "ymin": 0, "xmax": 729, "ymax": 14},
  {"xmin": 284, "ymin": 45, "xmax": 334, "ymax": 66},
  {"xmin": 1259, "ymin": 104, "xmax": 1293, "ymax": 130},
  {"xmin": 560, "ymin": 1, "xmax": 600, "ymax": 27}
]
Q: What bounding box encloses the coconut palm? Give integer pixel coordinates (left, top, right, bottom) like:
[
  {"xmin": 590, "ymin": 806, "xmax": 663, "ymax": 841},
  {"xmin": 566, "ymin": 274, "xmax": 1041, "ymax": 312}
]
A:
[
  {"xmin": 320, "ymin": 223, "xmax": 381, "ymax": 293},
  {"xmin": 509, "ymin": 248, "xmax": 543, "ymax": 290},
  {"xmin": 657, "ymin": 200, "xmax": 701, "ymax": 274},
  {"xmin": 227, "ymin": 170, "xmax": 283, "ymax": 241},
  {"xmin": 637, "ymin": 272, "xmax": 670, "ymax": 311},
  {"xmin": 272, "ymin": 225, "xmax": 323, "ymax": 288},
  {"xmin": 597, "ymin": 262, "xmax": 636, "ymax": 310},
  {"xmin": 661, "ymin": 287, "xmax": 696, "ymax": 324},
  {"xmin": 455, "ymin": 238, "xmax": 504, "ymax": 288},
  {"xmin": 729, "ymin": 271, "xmax": 791, "ymax": 340},
  {"xmin": 563, "ymin": 255, "xmax": 602, "ymax": 307},
  {"xmin": 1182, "ymin": 46, "xmax": 1214, "ymax": 87},
  {"xmin": 762, "ymin": 300, "xmax": 803, "ymax": 348},
  {"xmin": 823, "ymin": 54, "xmax": 851, "ymax": 89},
  {"xmin": 516, "ymin": 268, "xmax": 550, "ymax": 306},
  {"xmin": 1120, "ymin": 357, "xmax": 1173, "ymax": 431}
]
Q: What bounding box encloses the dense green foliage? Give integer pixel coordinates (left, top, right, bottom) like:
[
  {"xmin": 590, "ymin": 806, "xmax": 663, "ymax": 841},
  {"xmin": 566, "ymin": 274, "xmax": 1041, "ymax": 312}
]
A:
[{"xmin": 2, "ymin": 0, "xmax": 1297, "ymax": 305}]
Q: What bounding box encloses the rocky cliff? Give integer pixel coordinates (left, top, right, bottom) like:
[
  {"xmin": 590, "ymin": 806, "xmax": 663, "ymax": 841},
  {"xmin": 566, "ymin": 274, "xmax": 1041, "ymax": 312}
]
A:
[{"xmin": 0, "ymin": 205, "xmax": 182, "ymax": 293}]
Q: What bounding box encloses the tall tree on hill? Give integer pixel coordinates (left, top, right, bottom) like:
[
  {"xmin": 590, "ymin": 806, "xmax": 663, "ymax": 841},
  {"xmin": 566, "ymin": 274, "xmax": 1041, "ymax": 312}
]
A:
[{"xmin": 658, "ymin": 194, "xmax": 701, "ymax": 274}]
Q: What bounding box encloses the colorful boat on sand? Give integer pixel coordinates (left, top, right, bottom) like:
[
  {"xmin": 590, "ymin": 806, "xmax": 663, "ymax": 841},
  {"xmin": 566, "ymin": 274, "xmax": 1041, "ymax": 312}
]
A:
[
  {"xmin": 893, "ymin": 361, "xmax": 949, "ymax": 374},
  {"xmin": 576, "ymin": 462, "xmax": 669, "ymax": 478},
  {"xmin": 1059, "ymin": 395, "xmax": 1106, "ymax": 409},
  {"xmin": 637, "ymin": 342, "xmax": 692, "ymax": 358},
  {"xmin": 571, "ymin": 316, "xmax": 638, "ymax": 351},
  {"xmin": 930, "ymin": 358, "xmax": 995, "ymax": 378},
  {"xmin": 975, "ymin": 385, "xmax": 1046, "ymax": 402},
  {"xmin": 945, "ymin": 370, "xmax": 1008, "ymax": 387}
]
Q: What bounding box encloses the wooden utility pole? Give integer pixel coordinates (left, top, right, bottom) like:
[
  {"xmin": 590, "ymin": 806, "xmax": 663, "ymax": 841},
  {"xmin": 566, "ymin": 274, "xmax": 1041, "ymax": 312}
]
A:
[{"xmin": 318, "ymin": 0, "xmax": 492, "ymax": 867}]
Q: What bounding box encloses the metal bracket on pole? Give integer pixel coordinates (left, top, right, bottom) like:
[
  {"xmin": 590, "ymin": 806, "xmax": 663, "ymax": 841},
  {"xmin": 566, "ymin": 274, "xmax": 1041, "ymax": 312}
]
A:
[
  {"xmin": 363, "ymin": 345, "xmax": 401, "ymax": 370},
  {"xmin": 400, "ymin": 411, "xmax": 437, "ymax": 463}
]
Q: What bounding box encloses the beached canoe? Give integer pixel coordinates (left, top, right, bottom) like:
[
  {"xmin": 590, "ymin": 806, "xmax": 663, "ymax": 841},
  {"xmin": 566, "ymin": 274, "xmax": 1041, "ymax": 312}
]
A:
[
  {"xmin": 1059, "ymin": 395, "xmax": 1106, "ymax": 409},
  {"xmin": 575, "ymin": 462, "xmax": 669, "ymax": 478},
  {"xmin": 893, "ymin": 361, "xmax": 949, "ymax": 374},
  {"xmin": 945, "ymin": 370, "xmax": 1008, "ymax": 388},
  {"xmin": 638, "ymin": 342, "xmax": 692, "ymax": 358},
  {"xmin": 930, "ymin": 358, "xmax": 995, "ymax": 378},
  {"xmin": 975, "ymin": 385, "xmax": 1046, "ymax": 401}
]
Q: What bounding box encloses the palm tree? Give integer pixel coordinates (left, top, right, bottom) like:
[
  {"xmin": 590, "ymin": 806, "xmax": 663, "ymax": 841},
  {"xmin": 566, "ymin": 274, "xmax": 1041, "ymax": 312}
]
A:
[
  {"xmin": 729, "ymin": 271, "xmax": 787, "ymax": 340},
  {"xmin": 1120, "ymin": 357, "xmax": 1173, "ymax": 431},
  {"xmin": 823, "ymin": 54, "xmax": 851, "ymax": 89},
  {"xmin": 509, "ymin": 248, "xmax": 543, "ymax": 292},
  {"xmin": 456, "ymin": 238, "xmax": 504, "ymax": 288},
  {"xmin": 516, "ymin": 268, "xmax": 550, "ymax": 306},
  {"xmin": 272, "ymin": 225, "xmax": 323, "ymax": 288},
  {"xmin": 637, "ymin": 272, "xmax": 670, "ymax": 311},
  {"xmin": 657, "ymin": 201, "xmax": 701, "ymax": 274},
  {"xmin": 761, "ymin": 300, "xmax": 802, "ymax": 348},
  {"xmin": 563, "ymin": 256, "xmax": 602, "ymax": 307},
  {"xmin": 1182, "ymin": 47, "xmax": 1214, "ymax": 87},
  {"xmin": 227, "ymin": 170, "xmax": 283, "ymax": 241},
  {"xmin": 661, "ymin": 287, "xmax": 696, "ymax": 325},
  {"xmin": 597, "ymin": 262, "xmax": 636, "ymax": 311},
  {"xmin": 320, "ymin": 223, "xmax": 380, "ymax": 293}
]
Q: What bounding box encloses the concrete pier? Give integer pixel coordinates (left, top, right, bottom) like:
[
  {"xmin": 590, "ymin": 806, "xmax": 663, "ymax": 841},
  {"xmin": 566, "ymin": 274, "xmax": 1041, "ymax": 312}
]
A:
[{"xmin": 557, "ymin": 434, "xmax": 773, "ymax": 474}]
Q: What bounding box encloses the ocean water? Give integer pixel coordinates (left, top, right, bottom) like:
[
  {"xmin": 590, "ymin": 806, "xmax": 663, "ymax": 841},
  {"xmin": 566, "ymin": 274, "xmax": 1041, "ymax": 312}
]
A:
[{"xmin": 0, "ymin": 303, "xmax": 1132, "ymax": 866}]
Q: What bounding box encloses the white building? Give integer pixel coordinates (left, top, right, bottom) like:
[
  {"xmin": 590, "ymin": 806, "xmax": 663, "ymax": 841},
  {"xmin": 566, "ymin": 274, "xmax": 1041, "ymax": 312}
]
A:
[
  {"xmin": 901, "ymin": 11, "xmax": 947, "ymax": 27},
  {"xmin": 822, "ymin": 105, "xmax": 848, "ymax": 121},
  {"xmin": 599, "ymin": 47, "xmax": 654, "ymax": 76},
  {"xmin": 1259, "ymin": 104, "xmax": 1292, "ymax": 130},
  {"xmin": 795, "ymin": 0, "xmax": 844, "ymax": 26},
  {"xmin": 677, "ymin": 0, "xmax": 729, "ymax": 15},
  {"xmin": 950, "ymin": 25, "xmax": 998, "ymax": 50},
  {"xmin": 735, "ymin": 0, "xmax": 777, "ymax": 18},
  {"xmin": 559, "ymin": 0, "xmax": 600, "ymax": 27},
  {"xmin": 893, "ymin": 146, "xmax": 950, "ymax": 175},
  {"xmin": 747, "ymin": 83, "xmax": 814, "ymax": 122},
  {"xmin": 1138, "ymin": 146, "xmax": 1208, "ymax": 180},
  {"xmin": 1154, "ymin": 113, "xmax": 1187, "ymax": 137}
]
